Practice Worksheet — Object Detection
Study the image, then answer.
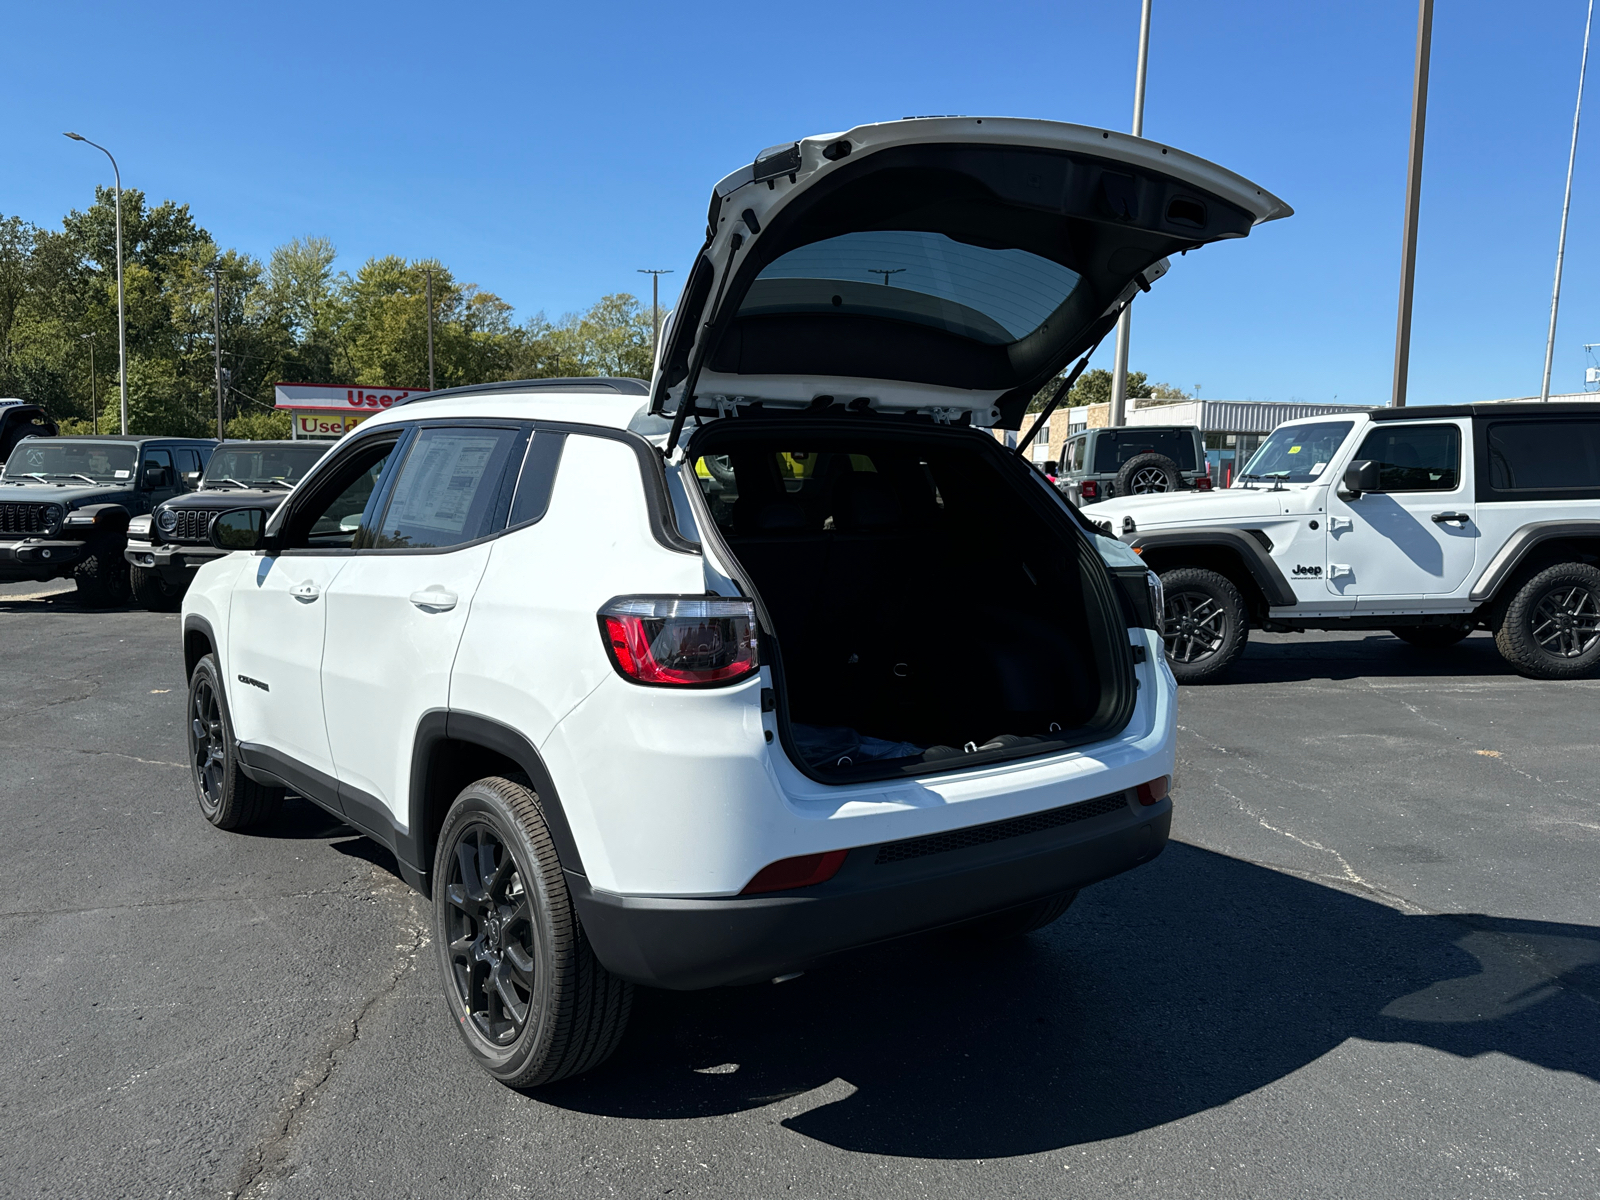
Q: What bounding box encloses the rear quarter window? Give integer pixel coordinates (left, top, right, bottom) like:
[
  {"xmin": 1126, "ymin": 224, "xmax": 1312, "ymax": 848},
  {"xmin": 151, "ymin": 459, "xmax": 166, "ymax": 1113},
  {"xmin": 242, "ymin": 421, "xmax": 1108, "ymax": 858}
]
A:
[
  {"xmin": 1485, "ymin": 419, "xmax": 1600, "ymax": 496},
  {"xmin": 1092, "ymin": 429, "xmax": 1197, "ymax": 472}
]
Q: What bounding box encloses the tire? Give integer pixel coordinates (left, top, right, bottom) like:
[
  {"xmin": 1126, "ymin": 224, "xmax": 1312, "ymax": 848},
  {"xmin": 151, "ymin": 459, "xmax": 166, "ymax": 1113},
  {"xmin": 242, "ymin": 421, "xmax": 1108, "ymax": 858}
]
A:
[
  {"xmin": 1115, "ymin": 452, "xmax": 1181, "ymax": 498},
  {"xmin": 186, "ymin": 653, "xmax": 284, "ymax": 830},
  {"xmin": 1493, "ymin": 561, "xmax": 1600, "ymax": 680},
  {"xmin": 74, "ymin": 548, "xmax": 131, "ymax": 607},
  {"xmin": 1390, "ymin": 622, "xmax": 1473, "ymax": 649},
  {"xmin": 1159, "ymin": 566, "xmax": 1249, "ymax": 684},
  {"xmin": 434, "ymin": 776, "xmax": 633, "ymax": 1088},
  {"xmin": 951, "ymin": 890, "xmax": 1078, "ymax": 940},
  {"xmin": 130, "ymin": 564, "xmax": 185, "ymax": 611}
]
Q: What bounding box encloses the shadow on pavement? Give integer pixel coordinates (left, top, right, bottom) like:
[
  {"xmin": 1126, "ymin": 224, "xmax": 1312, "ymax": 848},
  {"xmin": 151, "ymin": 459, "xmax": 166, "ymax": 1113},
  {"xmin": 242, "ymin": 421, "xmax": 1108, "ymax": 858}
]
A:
[
  {"xmin": 1223, "ymin": 631, "xmax": 1518, "ymax": 685},
  {"xmin": 538, "ymin": 842, "xmax": 1599, "ymax": 1158}
]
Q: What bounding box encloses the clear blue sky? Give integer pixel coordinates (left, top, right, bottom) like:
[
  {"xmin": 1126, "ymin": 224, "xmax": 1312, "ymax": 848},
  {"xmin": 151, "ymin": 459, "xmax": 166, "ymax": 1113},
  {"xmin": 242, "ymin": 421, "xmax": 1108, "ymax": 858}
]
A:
[{"xmin": 7, "ymin": 0, "xmax": 1600, "ymax": 405}]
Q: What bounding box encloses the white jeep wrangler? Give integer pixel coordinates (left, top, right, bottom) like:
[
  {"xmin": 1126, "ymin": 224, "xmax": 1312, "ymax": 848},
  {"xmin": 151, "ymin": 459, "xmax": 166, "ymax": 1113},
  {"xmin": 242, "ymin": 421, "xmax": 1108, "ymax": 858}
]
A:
[
  {"xmin": 178, "ymin": 116, "xmax": 1289, "ymax": 1086},
  {"xmin": 1088, "ymin": 403, "xmax": 1600, "ymax": 682}
]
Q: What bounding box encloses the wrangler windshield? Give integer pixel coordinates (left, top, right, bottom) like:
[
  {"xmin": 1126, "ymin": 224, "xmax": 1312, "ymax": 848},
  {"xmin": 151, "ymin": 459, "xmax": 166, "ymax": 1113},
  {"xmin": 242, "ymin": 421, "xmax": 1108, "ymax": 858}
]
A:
[
  {"xmin": 1238, "ymin": 421, "xmax": 1354, "ymax": 485},
  {"xmin": 203, "ymin": 444, "xmax": 328, "ymax": 488},
  {"xmin": 4, "ymin": 440, "xmax": 138, "ymax": 482}
]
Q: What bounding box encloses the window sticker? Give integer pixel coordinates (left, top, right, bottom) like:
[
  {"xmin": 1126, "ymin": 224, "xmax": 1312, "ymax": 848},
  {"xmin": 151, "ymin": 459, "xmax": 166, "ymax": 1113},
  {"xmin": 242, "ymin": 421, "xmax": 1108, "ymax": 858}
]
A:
[
  {"xmin": 1287, "ymin": 445, "xmax": 1302, "ymax": 454},
  {"xmin": 1311, "ymin": 461, "xmax": 1328, "ymax": 475},
  {"xmin": 114, "ymin": 469, "xmax": 130, "ymax": 478}
]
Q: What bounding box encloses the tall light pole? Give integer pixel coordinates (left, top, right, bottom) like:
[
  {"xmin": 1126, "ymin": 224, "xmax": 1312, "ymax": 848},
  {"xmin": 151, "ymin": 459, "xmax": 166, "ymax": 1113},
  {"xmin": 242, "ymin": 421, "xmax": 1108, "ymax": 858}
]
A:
[
  {"xmin": 1541, "ymin": 0, "xmax": 1595, "ymax": 402},
  {"xmin": 79, "ymin": 333, "xmax": 97, "ymax": 436},
  {"xmin": 1108, "ymin": 0, "xmax": 1153, "ymax": 430},
  {"xmin": 64, "ymin": 133, "xmax": 128, "ymax": 434},
  {"xmin": 1390, "ymin": 0, "xmax": 1435, "ymax": 408},
  {"xmin": 213, "ymin": 267, "xmax": 226, "ymax": 440},
  {"xmin": 637, "ymin": 268, "xmax": 674, "ymax": 369},
  {"xmin": 425, "ymin": 265, "xmax": 436, "ymax": 391}
]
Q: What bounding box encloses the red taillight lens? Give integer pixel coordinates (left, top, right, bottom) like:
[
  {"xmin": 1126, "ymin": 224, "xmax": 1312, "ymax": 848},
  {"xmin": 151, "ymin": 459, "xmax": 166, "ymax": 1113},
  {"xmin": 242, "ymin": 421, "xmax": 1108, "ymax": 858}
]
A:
[
  {"xmin": 740, "ymin": 850, "xmax": 848, "ymax": 894},
  {"xmin": 1081, "ymin": 480, "xmax": 1099, "ymax": 499},
  {"xmin": 1136, "ymin": 776, "xmax": 1171, "ymax": 806},
  {"xmin": 1195, "ymin": 476, "xmax": 1213, "ymax": 491},
  {"xmin": 599, "ymin": 596, "xmax": 759, "ymax": 686}
]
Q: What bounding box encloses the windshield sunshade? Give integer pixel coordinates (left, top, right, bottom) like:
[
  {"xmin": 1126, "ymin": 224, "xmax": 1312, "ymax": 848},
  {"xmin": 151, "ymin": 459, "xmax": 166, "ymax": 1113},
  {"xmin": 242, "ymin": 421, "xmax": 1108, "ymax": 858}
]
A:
[{"xmin": 741, "ymin": 231, "xmax": 1084, "ymax": 345}]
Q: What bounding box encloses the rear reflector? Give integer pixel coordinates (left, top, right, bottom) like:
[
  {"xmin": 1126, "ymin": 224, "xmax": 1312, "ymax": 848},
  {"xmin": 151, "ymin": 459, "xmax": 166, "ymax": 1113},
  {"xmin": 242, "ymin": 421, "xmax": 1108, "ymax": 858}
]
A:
[
  {"xmin": 599, "ymin": 595, "xmax": 758, "ymax": 686},
  {"xmin": 1136, "ymin": 776, "xmax": 1171, "ymax": 806},
  {"xmin": 740, "ymin": 850, "xmax": 848, "ymax": 894}
]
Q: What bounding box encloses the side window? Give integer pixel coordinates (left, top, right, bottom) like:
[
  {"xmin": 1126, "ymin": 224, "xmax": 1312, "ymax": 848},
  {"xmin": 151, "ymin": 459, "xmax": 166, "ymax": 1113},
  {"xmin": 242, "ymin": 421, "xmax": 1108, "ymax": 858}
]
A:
[
  {"xmin": 1487, "ymin": 420, "xmax": 1600, "ymax": 491},
  {"xmin": 367, "ymin": 427, "xmax": 523, "ymax": 550},
  {"xmin": 281, "ymin": 438, "xmax": 400, "ymax": 551},
  {"xmin": 176, "ymin": 448, "xmax": 203, "ymax": 488},
  {"xmin": 142, "ymin": 449, "xmax": 174, "ymax": 489},
  {"xmin": 1355, "ymin": 423, "xmax": 1461, "ymax": 492},
  {"xmin": 1069, "ymin": 436, "xmax": 1085, "ymax": 472},
  {"xmin": 508, "ymin": 431, "xmax": 566, "ymax": 527}
]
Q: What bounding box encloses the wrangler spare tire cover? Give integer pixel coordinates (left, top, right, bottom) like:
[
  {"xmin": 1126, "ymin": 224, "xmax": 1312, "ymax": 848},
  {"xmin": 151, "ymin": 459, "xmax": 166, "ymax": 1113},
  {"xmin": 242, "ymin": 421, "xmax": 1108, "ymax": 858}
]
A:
[{"xmin": 1115, "ymin": 453, "xmax": 1181, "ymax": 496}]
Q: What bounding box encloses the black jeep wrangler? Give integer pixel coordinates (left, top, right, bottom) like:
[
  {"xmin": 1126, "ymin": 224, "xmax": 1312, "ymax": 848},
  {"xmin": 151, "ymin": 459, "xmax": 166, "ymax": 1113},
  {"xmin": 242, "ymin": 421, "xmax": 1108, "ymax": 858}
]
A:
[
  {"xmin": 0, "ymin": 435, "xmax": 216, "ymax": 605},
  {"xmin": 124, "ymin": 440, "xmax": 331, "ymax": 608}
]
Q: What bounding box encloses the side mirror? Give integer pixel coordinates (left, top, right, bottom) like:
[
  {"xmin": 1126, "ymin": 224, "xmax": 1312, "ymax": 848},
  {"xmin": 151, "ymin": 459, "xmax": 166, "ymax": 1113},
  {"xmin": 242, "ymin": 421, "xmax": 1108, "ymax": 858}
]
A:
[
  {"xmin": 142, "ymin": 465, "xmax": 172, "ymax": 489},
  {"xmin": 210, "ymin": 507, "xmax": 269, "ymax": 551},
  {"xmin": 1340, "ymin": 459, "xmax": 1381, "ymax": 499}
]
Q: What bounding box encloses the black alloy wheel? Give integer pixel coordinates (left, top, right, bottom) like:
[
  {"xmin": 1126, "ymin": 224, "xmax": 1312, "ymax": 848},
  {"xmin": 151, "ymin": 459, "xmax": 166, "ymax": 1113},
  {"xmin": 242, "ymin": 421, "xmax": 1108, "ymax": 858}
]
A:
[
  {"xmin": 1495, "ymin": 562, "xmax": 1600, "ymax": 679},
  {"xmin": 130, "ymin": 564, "xmax": 185, "ymax": 611},
  {"xmin": 1115, "ymin": 452, "xmax": 1181, "ymax": 498},
  {"xmin": 184, "ymin": 653, "xmax": 283, "ymax": 829},
  {"xmin": 1159, "ymin": 567, "xmax": 1248, "ymax": 684},
  {"xmin": 443, "ymin": 823, "xmax": 540, "ymax": 1047}
]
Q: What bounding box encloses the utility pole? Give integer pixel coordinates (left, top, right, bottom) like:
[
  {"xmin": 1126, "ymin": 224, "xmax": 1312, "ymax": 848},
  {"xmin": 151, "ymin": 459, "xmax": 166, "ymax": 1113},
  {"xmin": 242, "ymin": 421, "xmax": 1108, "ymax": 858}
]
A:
[
  {"xmin": 213, "ymin": 269, "xmax": 225, "ymax": 441},
  {"xmin": 637, "ymin": 269, "xmax": 675, "ymax": 370},
  {"xmin": 1542, "ymin": 0, "xmax": 1595, "ymax": 402},
  {"xmin": 64, "ymin": 133, "xmax": 128, "ymax": 433},
  {"xmin": 1391, "ymin": 0, "xmax": 1435, "ymax": 407},
  {"xmin": 425, "ymin": 266, "xmax": 436, "ymax": 391},
  {"xmin": 1108, "ymin": 0, "xmax": 1153, "ymax": 430},
  {"xmin": 79, "ymin": 334, "xmax": 97, "ymax": 435},
  {"xmin": 868, "ymin": 268, "xmax": 905, "ymax": 285}
]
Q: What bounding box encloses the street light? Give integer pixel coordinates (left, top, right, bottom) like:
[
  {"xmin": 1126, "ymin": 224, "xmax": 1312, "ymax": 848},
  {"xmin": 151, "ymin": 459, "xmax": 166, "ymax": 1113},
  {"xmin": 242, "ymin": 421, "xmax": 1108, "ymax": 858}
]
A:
[
  {"xmin": 64, "ymin": 132, "xmax": 128, "ymax": 434},
  {"xmin": 637, "ymin": 269, "xmax": 674, "ymax": 369},
  {"xmin": 78, "ymin": 333, "xmax": 97, "ymax": 436},
  {"xmin": 1108, "ymin": 0, "xmax": 1153, "ymax": 430}
]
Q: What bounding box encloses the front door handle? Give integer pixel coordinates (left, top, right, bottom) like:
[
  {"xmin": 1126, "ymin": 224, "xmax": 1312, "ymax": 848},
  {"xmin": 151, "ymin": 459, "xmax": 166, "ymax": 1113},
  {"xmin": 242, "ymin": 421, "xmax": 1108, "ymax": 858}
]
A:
[
  {"xmin": 1432, "ymin": 512, "xmax": 1470, "ymax": 525},
  {"xmin": 410, "ymin": 587, "xmax": 458, "ymax": 612},
  {"xmin": 290, "ymin": 580, "xmax": 321, "ymax": 602}
]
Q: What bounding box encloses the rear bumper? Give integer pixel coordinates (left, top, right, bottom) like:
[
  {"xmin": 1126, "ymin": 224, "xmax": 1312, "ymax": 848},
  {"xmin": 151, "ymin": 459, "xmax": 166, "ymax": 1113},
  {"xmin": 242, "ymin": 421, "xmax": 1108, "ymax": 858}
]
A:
[
  {"xmin": 124, "ymin": 539, "xmax": 222, "ymax": 581},
  {"xmin": 0, "ymin": 538, "xmax": 88, "ymax": 578},
  {"xmin": 571, "ymin": 792, "xmax": 1170, "ymax": 989}
]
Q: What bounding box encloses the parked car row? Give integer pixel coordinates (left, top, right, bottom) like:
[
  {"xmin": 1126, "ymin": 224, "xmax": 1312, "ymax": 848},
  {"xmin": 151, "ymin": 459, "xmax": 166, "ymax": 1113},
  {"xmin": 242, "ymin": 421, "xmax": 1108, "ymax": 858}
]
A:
[{"xmin": 0, "ymin": 435, "xmax": 326, "ymax": 606}]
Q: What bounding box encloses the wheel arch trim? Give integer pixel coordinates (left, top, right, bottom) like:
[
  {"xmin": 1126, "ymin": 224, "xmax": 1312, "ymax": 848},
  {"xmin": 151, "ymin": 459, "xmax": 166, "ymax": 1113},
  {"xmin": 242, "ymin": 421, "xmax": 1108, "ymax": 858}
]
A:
[
  {"xmin": 1127, "ymin": 527, "xmax": 1297, "ymax": 607},
  {"xmin": 1469, "ymin": 520, "xmax": 1600, "ymax": 603}
]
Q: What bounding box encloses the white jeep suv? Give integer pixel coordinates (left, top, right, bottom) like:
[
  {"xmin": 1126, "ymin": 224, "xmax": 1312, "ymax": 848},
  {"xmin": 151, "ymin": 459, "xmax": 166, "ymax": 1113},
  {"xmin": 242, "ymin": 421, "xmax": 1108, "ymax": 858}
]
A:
[
  {"xmin": 1087, "ymin": 404, "xmax": 1600, "ymax": 682},
  {"xmin": 180, "ymin": 117, "xmax": 1289, "ymax": 1086}
]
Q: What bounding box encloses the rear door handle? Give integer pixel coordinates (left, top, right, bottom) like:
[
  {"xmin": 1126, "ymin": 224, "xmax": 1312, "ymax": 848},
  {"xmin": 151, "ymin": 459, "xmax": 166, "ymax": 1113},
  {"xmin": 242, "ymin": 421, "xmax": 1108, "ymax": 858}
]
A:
[
  {"xmin": 410, "ymin": 587, "xmax": 458, "ymax": 612},
  {"xmin": 290, "ymin": 580, "xmax": 321, "ymax": 602},
  {"xmin": 1432, "ymin": 512, "xmax": 1470, "ymax": 525}
]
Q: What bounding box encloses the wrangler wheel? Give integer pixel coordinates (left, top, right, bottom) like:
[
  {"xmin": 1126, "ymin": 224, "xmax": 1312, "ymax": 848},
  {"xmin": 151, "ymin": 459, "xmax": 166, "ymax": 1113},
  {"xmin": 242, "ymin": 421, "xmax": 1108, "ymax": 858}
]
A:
[
  {"xmin": 1159, "ymin": 567, "xmax": 1248, "ymax": 684},
  {"xmin": 1495, "ymin": 562, "xmax": 1600, "ymax": 680}
]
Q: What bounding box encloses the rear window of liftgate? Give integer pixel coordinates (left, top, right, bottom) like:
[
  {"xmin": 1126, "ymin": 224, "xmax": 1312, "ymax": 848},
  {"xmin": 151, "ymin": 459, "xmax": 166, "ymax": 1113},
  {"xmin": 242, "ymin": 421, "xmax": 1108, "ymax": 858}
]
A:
[
  {"xmin": 1091, "ymin": 429, "xmax": 1198, "ymax": 473},
  {"xmin": 1486, "ymin": 420, "xmax": 1600, "ymax": 495}
]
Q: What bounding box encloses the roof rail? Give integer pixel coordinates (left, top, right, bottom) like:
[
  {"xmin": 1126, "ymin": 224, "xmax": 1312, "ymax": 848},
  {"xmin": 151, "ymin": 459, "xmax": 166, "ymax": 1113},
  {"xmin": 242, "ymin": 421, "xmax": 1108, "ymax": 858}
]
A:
[{"xmin": 392, "ymin": 377, "xmax": 650, "ymax": 407}]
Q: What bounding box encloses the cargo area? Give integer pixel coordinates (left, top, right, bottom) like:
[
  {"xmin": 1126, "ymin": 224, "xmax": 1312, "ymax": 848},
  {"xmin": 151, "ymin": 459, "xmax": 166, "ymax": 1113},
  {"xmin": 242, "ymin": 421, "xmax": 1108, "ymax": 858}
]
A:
[{"xmin": 688, "ymin": 424, "xmax": 1132, "ymax": 778}]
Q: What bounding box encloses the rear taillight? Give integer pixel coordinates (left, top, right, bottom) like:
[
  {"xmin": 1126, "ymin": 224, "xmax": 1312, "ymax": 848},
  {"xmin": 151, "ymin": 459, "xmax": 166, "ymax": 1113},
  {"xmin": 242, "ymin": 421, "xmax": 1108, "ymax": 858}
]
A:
[
  {"xmin": 1195, "ymin": 476, "xmax": 1213, "ymax": 491},
  {"xmin": 599, "ymin": 596, "xmax": 759, "ymax": 686},
  {"xmin": 741, "ymin": 850, "xmax": 848, "ymax": 894},
  {"xmin": 1137, "ymin": 776, "xmax": 1171, "ymax": 806},
  {"xmin": 1080, "ymin": 480, "xmax": 1099, "ymax": 500}
]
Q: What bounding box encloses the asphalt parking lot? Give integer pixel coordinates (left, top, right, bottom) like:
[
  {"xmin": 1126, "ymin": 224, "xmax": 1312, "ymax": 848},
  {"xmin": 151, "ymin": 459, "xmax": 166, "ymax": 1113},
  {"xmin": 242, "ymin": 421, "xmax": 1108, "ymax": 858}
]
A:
[{"xmin": 2, "ymin": 586, "xmax": 1596, "ymax": 1200}]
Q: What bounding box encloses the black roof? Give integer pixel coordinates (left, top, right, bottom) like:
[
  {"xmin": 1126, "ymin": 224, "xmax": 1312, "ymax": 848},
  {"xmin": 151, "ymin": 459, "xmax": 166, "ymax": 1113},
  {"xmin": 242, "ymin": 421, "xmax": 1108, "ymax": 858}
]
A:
[
  {"xmin": 1368, "ymin": 401, "xmax": 1600, "ymax": 421},
  {"xmin": 41, "ymin": 434, "xmax": 219, "ymax": 443},
  {"xmin": 394, "ymin": 377, "xmax": 650, "ymax": 407},
  {"xmin": 213, "ymin": 439, "xmax": 320, "ymax": 448}
]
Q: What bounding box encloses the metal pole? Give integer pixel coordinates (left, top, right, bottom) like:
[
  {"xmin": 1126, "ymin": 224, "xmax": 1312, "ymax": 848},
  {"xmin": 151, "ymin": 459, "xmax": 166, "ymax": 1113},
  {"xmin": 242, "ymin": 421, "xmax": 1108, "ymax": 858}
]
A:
[
  {"xmin": 425, "ymin": 266, "xmax": 436, "ymax": 391},
  {"xmin": 64, "ymin": 134, "xmax": 128, "ymax": 432},
  {"xmin": 213, "ymin": 269, "xmax": 225, "ymax": 440},
  {"xmin": 637, "ymin": 269, "xmax": 675, "ymax": 370},
  {"xmin": 1391, "ymin": 0, "xmax": 1434, "ymax": 408},
  {"xmin": 1542, "ymin": 0, "xmax": 1594, "ymax": 402},
  {"xmin": 80, "ymin": 335, "xmax": 96, "ymax": 435},
  {"xmin": 1108, "ymin": 0, "xmax": 1153, "ymax": 430}
]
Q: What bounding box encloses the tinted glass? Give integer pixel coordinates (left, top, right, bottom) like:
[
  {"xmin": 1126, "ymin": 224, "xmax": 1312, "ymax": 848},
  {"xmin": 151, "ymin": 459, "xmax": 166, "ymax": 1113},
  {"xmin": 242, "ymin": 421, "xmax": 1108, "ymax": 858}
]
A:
[
  {"xmin": 1092, "ymin": 429, "xmax": 1197, "ymax": 472},
  {"xmin": 5, "ymin": 440, "xmax": 137, "ymax": 482},
  {"xmin": 1240, "ymin": 421, "xmax": 1353, "ymax": 484},
  {"xmin": 369, "ymin": 428, "xmax": 520, "ymax": 549},
  {"xmin": 1354, "ymin": 424, "xmax": 1460, "ymax": 492},
  {"xmin": 142, "ymin": 449, "xmax": 174, "ymax": 486},
  {"xmin": 507, "ymin": 432, "xmax": 565, "ymax": 527},
  {"xmin": 301, "ymin": 445, "xmax": 396, "ymax": 547},
  {"xmin": 741, "ymin": 231, "xmax": 1084, "ymax": 345},
  {"xmin": 1487, "ymin": 420, "xmax": 1600, "ymax": 491},
  {"xmin": 204, "ymin": 444, "xmax": 328, "ymax": 487}
]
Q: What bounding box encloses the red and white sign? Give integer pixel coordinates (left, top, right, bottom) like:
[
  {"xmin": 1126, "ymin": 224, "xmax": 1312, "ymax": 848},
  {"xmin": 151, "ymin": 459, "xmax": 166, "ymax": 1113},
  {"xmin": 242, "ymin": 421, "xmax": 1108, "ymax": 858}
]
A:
[{"xmin": 273, "ymin": 382, "xmax": 422, "ymax": 413}]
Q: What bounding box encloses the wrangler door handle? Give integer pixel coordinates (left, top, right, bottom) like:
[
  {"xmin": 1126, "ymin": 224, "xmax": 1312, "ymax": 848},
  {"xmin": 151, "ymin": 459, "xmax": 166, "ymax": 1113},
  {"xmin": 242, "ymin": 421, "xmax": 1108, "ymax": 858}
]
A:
[
  {"xmin": 289, "ymin": 581, "xmax": 321, "ymax": 602},
  {"xmin": 409, "ymin": 587, "xmax": 458, "ymax": 612},
  {"xmin": 1432, "ymin": 512, "xmax": 1470, "ymax": 525}
]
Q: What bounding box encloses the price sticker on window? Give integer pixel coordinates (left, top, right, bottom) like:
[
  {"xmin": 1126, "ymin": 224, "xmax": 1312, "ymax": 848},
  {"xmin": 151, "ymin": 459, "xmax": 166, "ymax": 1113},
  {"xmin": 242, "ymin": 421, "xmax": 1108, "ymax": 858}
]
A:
[{"xmin": 1287, "ymin": 445, "xmax": 1302, "ymax": 454}]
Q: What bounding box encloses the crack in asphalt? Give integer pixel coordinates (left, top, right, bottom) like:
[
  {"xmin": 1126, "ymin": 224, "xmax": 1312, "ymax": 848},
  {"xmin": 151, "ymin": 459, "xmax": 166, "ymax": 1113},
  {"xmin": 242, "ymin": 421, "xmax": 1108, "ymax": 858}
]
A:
[{"xmin": 229, "ymin": 885, "xmax": 429, "ymax": 1200}]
